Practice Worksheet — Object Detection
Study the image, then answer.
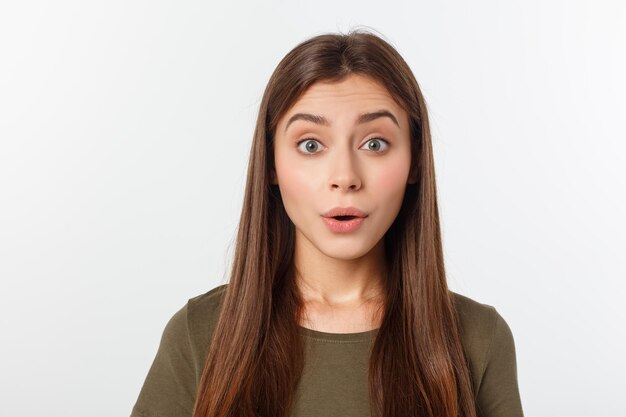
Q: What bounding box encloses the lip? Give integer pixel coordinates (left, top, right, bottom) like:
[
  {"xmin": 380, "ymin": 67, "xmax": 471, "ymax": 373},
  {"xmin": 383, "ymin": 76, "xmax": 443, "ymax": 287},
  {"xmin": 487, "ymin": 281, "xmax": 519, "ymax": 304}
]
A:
[
  {"xmin": 322, "ymin": 216, "xmax": 366, "ymax": 233},
  {"xmin": 320, "ymin": 206, "xmax": 368, "ymax": 234},
  {"xmin": 321, "ymin": 206, "xmax": 368, "ymax": 219}
]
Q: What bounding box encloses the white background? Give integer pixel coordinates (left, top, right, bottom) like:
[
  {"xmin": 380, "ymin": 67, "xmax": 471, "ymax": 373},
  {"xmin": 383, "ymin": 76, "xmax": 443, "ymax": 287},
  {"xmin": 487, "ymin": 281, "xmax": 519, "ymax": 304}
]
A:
[{"xmin": 1, "ymin": 1, "xmax": 624, "ymax": 416}]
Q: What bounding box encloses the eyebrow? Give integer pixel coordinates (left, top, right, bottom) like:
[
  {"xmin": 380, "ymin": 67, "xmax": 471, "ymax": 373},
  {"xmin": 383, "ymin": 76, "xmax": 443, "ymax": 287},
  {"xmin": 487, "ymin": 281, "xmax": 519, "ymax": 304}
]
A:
[{"xmin": 283, "ymin": 109, "xmax": 400, "ymax": 133}]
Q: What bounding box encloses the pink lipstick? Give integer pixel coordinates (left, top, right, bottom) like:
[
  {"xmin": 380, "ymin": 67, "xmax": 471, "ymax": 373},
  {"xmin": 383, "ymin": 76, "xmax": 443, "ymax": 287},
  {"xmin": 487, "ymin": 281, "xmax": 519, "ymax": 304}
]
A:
[{"xmin": 321, "ymin": 206, "xmax": 368, "ymax": 233}]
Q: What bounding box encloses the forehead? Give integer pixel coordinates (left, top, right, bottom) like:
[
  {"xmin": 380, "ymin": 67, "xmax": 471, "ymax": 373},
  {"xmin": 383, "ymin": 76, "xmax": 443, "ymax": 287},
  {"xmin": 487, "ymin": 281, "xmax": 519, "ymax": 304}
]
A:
[{"xmin": 279, "ymin": 74, "xmax": 406, "ymax": 125}]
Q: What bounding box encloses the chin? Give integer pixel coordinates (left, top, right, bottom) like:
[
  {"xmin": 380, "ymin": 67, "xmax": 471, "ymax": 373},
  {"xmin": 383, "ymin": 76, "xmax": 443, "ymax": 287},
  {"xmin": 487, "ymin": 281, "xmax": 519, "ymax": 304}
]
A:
[{"xmin": 319, "ymin": 241, "xmax": 377, "ymax": 260}]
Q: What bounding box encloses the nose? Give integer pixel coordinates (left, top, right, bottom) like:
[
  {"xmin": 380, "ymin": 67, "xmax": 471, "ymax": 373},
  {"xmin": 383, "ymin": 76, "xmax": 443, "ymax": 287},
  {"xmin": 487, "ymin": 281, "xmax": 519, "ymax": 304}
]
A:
[{"xmin": 328, "ymin": 144, "xmax": 362, "ymax": 192}]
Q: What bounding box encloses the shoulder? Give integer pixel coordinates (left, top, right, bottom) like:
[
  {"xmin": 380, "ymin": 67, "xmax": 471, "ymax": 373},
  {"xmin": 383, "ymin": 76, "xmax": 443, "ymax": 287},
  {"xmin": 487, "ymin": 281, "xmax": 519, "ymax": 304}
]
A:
[
  {"xmin": 162, "ymin": 284, "xmax": 228, "ymax": 339},
  {"xmin": 130, "ymin": 285, "xmax": 230, "ymax": 416},
  {"xmin": 153, "ymin": 284, "xmax": 229, "ymax": 363},
  {"xmin": 450, "ymin": 290, "xmax": 500, "ymax": 343},
  {"xmin": 187, "ymin": 282, "xmax": 229, "ymax": 319},
  {"xmin": 129, "ymin": 284, "xmax": 234, "ymax": 417},
  {"xmin": 183, "ymin": 283, "xmax": 229, "ymax": 355},
  {"xmin": 450, "ymin": 291, "xmax": 517, "ymax": 393}
]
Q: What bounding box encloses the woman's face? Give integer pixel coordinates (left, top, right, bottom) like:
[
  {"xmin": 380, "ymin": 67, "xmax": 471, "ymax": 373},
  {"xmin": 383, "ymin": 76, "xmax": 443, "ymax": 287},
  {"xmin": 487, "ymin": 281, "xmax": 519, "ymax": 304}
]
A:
[{"xmin": 272, "ymin": 74, "xmax": 416, "ymax": 261}]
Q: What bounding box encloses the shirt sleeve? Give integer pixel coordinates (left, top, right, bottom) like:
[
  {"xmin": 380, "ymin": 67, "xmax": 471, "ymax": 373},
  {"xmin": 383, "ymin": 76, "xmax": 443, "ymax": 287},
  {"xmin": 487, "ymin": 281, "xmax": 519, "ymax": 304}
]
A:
[
  {"xmin": 476, "ymin": 307, "xmax": 525, "ymax": 417},
  {"xmin": 130, "ymin": 303, "xmax": 197, "ymax": 417}
]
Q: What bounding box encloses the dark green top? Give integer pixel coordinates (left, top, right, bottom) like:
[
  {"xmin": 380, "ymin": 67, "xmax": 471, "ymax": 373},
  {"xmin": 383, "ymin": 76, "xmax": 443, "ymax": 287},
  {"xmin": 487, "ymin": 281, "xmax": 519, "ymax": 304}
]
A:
[{"xmin": 130, "ymin": 284, "xmax": 524, "ymax": 417}]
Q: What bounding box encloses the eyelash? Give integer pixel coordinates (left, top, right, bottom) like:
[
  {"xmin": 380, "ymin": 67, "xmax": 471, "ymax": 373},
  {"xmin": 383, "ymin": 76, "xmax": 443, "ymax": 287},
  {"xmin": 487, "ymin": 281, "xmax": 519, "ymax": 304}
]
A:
[{"xmin": 295, "ymin": 137, "xmax": 390, "ymax": 156}]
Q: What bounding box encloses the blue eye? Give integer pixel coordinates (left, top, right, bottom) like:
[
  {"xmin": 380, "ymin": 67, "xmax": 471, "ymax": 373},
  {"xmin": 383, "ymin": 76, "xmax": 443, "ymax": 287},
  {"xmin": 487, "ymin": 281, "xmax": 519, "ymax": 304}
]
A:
[
  {"xmin": 296, "ymin": 137, "xmax": 390, "ymax": 156},
  {"xmin": 363, "ymin": 137, "xmax": 390, "ymax": 152},
  {"xmin": 297, "ymin": 138, "xmax": 323, "ymax": 155}
]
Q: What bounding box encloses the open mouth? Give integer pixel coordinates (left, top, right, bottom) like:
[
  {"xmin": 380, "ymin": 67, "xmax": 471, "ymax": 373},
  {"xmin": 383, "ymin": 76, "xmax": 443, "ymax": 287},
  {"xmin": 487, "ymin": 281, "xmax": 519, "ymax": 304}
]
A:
[
  {"xmin": 333, "ymin": 215, "xmax": 358, "ymax": 221},
  {"xmin": 322, "ymin": 214, "xmax": 366, "ymax": 233}
]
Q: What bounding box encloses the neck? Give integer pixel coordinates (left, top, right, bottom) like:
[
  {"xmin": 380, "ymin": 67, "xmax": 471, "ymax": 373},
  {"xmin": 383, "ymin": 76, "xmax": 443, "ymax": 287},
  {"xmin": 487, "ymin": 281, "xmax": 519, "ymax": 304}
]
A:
[{"xmin": 293, "ymin": 232, "xmax": 387, "ymax": 308}]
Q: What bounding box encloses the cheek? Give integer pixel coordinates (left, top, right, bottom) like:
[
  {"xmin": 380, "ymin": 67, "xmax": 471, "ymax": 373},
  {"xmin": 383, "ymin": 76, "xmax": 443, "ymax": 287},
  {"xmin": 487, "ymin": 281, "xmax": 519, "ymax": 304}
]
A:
[
  {"xmin": 280, "ymin": 172, "xmax": 312, "ymax": 200},
  {"xmin": 374, "ymin": 157, "xmax": 410, "ymax": 198},
  {"xmin": 275, "ymin": 153, "xmax": 315, "ymax": 210}
]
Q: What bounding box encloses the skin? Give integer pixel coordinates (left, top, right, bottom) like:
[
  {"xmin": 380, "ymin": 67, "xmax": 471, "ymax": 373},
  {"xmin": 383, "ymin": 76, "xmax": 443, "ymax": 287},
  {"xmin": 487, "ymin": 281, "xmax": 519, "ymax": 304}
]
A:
[{"xmin": 271, "ymin": 74, "xmax": 417, "ymax": 333}]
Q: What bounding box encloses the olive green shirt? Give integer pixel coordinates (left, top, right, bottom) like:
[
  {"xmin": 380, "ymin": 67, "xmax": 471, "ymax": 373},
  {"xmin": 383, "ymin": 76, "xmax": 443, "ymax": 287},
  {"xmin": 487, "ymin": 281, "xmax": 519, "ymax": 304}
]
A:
[{"xmin": 130, "ymin": 284, "xmax": 524, "ymax": 417}]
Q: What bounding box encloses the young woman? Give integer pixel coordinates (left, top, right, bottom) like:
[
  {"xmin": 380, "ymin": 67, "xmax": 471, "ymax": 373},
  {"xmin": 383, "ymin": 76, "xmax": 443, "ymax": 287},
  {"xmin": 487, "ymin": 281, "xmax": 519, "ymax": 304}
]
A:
[{"xmin": 131, "ymin": 30, "xmax": 524, "ymax": 417}]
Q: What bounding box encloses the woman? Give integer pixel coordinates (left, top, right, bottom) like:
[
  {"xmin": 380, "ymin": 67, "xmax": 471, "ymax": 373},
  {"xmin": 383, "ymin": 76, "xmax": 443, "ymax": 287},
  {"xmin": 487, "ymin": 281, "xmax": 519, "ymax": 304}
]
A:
[{"xmin": 131, "ymin": 29, "xmax": 524, "ymax": 417}]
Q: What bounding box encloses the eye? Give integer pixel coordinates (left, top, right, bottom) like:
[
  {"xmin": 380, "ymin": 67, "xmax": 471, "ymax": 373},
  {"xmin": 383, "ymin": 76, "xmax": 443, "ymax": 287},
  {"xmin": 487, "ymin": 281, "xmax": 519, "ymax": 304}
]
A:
[
  {"xmin": 361, "ymin": 137, "xmax": 390, "ymax": 153},
  {"xmin": 296, "ymin": 138, "xmax": 323, "ymax": 155},
  {"xmin": 296, "ymin": 137, "xmax": 390, "ymax": 156}
]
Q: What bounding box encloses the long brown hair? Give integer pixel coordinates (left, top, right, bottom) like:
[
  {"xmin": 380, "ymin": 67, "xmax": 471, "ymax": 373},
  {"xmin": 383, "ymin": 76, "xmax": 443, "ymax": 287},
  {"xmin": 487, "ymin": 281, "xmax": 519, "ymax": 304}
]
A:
[{"xmin": 192, "ymin": 28, "xmax": 476, "ymax": 417}]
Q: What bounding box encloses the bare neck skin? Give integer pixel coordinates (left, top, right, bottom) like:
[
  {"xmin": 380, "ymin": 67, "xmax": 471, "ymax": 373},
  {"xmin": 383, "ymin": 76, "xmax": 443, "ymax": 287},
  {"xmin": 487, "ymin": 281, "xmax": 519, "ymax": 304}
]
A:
[{"xmin": 295, "ymin": 233, "xmax": 387, "ymax": 333}]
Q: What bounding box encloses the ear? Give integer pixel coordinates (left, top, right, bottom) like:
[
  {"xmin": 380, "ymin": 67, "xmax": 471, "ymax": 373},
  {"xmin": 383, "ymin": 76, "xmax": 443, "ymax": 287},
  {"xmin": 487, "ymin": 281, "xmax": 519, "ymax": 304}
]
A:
[{"xmin": 270, "ymin": 168, "xmax": 278, "ymax": 185}]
